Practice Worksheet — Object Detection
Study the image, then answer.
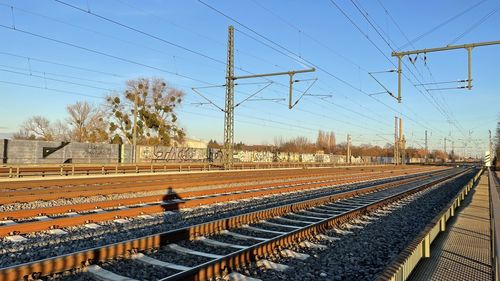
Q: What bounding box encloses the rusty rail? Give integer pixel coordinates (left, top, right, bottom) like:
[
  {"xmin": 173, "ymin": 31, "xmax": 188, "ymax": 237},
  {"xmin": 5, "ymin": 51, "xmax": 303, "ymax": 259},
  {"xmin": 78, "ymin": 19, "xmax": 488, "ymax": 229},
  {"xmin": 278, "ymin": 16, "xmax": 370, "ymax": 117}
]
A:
[
  {"xmin": 0, "ymin": 169, "xmax": 439, "ymax": 236},
  {"xmin": 0, "ymin": 168, "xmax": 464, "ymax": 281}
]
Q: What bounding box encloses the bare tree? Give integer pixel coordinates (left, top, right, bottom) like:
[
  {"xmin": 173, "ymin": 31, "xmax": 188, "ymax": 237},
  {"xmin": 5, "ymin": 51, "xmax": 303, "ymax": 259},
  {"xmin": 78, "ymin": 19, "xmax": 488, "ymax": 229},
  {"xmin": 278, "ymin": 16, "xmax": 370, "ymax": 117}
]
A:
[
  {"xmin": 52, "ymin": 120, "xmax": 72, "ymax": 141},
  {"xmin": 14, "ymin": 116, "xmax": 54, "ymax": 140},
  {"xmin": 67, "ymin": 101, "xmax": 108, "ymax": 143}
]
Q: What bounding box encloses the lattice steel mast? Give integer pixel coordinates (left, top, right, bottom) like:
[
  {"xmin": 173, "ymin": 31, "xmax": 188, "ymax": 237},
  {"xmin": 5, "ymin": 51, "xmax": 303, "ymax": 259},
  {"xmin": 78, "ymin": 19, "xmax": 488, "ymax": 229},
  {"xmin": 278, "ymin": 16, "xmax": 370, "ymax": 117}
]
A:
[{"xmin": 223, "ymin": 26, "xmax": 235, "ymax": 169}]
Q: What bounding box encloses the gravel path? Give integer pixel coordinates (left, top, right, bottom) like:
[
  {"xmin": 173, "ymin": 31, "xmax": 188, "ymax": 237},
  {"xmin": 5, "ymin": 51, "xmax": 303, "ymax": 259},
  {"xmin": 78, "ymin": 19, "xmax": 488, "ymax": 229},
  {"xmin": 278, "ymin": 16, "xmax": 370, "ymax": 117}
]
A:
[{"xmin": 241, "ymin": 168, "xmax": 476, "ymax": 281}]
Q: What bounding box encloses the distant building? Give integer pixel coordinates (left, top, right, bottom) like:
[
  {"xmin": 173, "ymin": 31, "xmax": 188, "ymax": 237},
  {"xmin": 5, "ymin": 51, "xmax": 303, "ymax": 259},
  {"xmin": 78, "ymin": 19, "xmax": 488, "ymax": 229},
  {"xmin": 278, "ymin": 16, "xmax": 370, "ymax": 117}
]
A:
[{"xmin": 176, "ymin": 138, "xmax": 208, "ymax": 149}]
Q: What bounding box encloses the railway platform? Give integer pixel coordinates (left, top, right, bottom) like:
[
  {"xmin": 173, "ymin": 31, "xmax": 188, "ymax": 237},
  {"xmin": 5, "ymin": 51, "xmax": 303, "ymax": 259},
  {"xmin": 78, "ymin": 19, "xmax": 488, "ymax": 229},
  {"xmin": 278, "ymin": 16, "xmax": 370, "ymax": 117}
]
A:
[{"xmin": 407, "ymin": 170, "xmax": 499, "ymax": 281}]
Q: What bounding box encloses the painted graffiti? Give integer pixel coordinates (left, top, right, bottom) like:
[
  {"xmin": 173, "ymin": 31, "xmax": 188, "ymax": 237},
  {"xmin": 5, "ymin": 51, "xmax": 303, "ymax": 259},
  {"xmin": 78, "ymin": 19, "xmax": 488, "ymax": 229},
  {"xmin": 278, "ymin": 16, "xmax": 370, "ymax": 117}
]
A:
[
  {"xmin": 139, "ymin": 146, "xmax": 207, "ymax": 162},
  {"xmin": 85, "ymin": 144, "xmax": 112, "ymax": 157},
  {"xmin": 42, "ymin": 142, "xmax": 70, "ymax": 158}
]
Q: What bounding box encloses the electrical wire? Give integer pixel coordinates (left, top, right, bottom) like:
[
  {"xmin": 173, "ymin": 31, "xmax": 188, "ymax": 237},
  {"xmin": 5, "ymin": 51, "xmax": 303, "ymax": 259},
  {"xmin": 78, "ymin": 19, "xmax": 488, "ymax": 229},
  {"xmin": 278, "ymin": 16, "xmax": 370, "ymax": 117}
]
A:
[{"xmin": 397, "ymin": 0, "xmax": 488, "ymax": 50}]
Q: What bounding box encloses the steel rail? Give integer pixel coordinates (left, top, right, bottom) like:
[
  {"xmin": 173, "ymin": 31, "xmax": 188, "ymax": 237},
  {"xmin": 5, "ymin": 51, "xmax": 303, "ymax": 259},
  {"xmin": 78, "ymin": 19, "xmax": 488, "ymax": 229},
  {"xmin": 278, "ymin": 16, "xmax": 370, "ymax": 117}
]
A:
[
  {"xmin": 0, "ymin": 165, "xmax": 409, "ymax": 190},
  {"xmin": 0, "ymin": 168, "xmax": 463, "ymax": 281},
  {"xmin": 0, "ymin": 169, "xmax": 437, "ymax": 236},
  {"xmin": 0, "ymin": 167, "xmax": 433, "ymax": 205},
  {"xmin": 161, "ymin": 169, "xmax": 470, "ymax": 281},
  {"xmin": 0, "ymin": 166, "xmax": 402, "ymax": 201},
  {"xmin": 0, "ymin": 171, "xmax": 403, "ymax": 217}
]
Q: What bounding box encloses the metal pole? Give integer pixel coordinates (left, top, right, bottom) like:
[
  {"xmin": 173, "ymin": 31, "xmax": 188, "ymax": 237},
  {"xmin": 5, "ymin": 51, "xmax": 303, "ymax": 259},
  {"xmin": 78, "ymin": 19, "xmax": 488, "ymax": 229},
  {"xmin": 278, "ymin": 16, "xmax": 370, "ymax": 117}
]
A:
[
  {"xmin": 347, "ymin": 134, "xmax": 351, "ymax": 164},
  {"xmin": 397, "ymin": 56, "xmax": 402, "ymax": 103},
  {"xmin": 444, "ymin": 137, "xmax": 447, "ymax": 161},
  {"xmin": 452, "ymin": 141, "xmax": 455, "ymax": 161},
  {"xmin": 289, "ymin": 73, "xmax": 293, "ymax": 109},
  {"xmin": 392, "ymin": 40, "xmax": 500, "ymax": 57},
  {"xmin": 233, "ymin": 68, "xmax": 314, "ymax": 80},
  {"xmin": 467, "ymin": 47, "xmax": 472, "ymax": 90},
  {"xmin": 394, "ymin": 116, "xmax": 399, "ymax": 165},
  {"xmin": 425, "ymin": 130, "xmax": 428, "ymax": 164},
  {"xmin": 392, "ymin": 40, "xmax": 500, "ymax": 102},
  {"xmin": 132, "ymin": 88, "xmax": 139, "ymax": 163},
  {"xmin": 400, "ymin": 118, "xmax": 405, "ymax": 165},
  {"xmin": 223, "ymin": 26, "xmax": 235, "ymax": 169}
]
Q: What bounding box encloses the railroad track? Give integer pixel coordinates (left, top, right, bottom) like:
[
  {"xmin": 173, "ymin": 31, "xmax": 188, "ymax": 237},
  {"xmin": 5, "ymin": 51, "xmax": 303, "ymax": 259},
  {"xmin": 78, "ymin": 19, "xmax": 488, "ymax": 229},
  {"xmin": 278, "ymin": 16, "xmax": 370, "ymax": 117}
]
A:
[
  {"xmin": 0, "ymin": 167, "xmax": 441, "ymax": 237},
  {"xmin": 0, "ymin": 166, "xmax": 428, "ymax": 201},
  {"xmin": 0, "ymin": 162, "xmax": 369, "ymax": 178},
  {"xmin": 0, "ymin": 167, "xmax": 463, "ymax": 281}
]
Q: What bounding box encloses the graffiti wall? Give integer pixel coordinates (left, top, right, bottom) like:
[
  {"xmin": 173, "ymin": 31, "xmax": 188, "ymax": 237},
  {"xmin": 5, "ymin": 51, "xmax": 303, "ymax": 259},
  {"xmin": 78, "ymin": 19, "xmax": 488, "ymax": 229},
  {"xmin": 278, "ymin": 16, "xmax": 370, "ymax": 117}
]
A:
[
  {"xmin": 0, "ymin": 139, "xmax": 409, "ymax": 165},
  {"xmin": 233, "ymin": 151, "xmax": 274, "ymax": 163},
  {"xmin": 1, "ymin": 139, "xmax": 124, "ymax": 164},
  {"xmin": 137, "ymin": 145, "xmax": 208, "ymax": 162}
]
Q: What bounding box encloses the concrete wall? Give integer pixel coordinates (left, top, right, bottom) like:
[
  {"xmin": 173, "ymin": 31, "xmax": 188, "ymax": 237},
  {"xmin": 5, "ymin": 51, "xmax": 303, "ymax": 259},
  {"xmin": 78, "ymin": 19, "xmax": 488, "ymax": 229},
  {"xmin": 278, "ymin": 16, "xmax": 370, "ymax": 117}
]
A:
[
  {"xmin": 1, "ymin": 139, "xmax": 406, "ymax": 165},
  {"xmin": 3, "ymin": 139, "xmax": 122, "ymax": 164},
  {"xmin": 137, "ymin": 145, "xmax": 208, "ymax": 162}
]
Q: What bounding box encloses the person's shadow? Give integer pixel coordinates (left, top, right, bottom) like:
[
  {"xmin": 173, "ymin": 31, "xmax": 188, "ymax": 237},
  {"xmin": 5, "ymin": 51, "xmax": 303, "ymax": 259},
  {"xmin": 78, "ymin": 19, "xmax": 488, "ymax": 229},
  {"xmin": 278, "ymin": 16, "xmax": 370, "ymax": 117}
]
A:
[{"xmin": 159, "ymin": 186, "xmax": 183, "ymax": 245}]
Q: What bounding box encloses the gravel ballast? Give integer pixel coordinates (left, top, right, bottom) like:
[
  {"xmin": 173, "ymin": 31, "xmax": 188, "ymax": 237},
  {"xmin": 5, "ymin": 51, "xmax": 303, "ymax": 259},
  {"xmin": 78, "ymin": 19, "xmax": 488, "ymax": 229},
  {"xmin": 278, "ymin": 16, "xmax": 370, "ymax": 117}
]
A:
[
  {"xmin": 0, "ymin": 172, "xmax": 421, "ymax": 267},
  {"xmin": 243, "ymin": 168, "xmax": 476, "ymax": 281}
]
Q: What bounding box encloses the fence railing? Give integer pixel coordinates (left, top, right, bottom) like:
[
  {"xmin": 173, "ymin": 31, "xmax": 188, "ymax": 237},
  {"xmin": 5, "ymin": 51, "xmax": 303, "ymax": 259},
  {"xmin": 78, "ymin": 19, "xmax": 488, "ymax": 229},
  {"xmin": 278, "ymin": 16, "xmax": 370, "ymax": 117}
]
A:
[
  {"xmin": 0, "ymin": 162, "xmax": 388, "ymax": 178},
  {"xmin": 489, "ymin": 168, "xmax": 500, "ymax": 281}
]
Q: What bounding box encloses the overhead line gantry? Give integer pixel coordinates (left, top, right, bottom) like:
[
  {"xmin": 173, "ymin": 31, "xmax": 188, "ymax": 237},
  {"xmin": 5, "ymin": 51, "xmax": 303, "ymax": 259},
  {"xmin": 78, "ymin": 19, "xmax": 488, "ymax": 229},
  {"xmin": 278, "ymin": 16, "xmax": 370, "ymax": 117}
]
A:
[{"xmin": 392, "ymin": 40, "xmax": 500, "ymax": 103}]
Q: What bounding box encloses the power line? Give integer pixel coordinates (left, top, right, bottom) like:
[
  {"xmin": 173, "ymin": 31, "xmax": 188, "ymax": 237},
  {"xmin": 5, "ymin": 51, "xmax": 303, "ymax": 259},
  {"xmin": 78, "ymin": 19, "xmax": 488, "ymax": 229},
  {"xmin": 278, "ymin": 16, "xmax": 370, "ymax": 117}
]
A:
[
  {"xmin": 0, "ymin": 23, "xmax": 214, "ymax": 85},
  {"xmin": 339, "ymin": 0, "xmax": 467, "ymax": 139},
  {"xmin": 0, "ymin": 79, "xmax": 103, "ymax": 99},
  {"xmin": 449, "ymin": 2, "xmax": 500, "ymax": 45},
  {"xmin": 374, "ymin": 0, "xmax": 469, "ymax": 140},
  {"xmin": 54, "ymin": 0, "xmax": 228, "ymax": 67},
  {"xmin": 397, "ymin": 0, "xmax": 488, "ymax": 50},
  {"xmin": 0, "ymin": 67, "xmax": 114, "ymax": 92},
  {"xmin": 0, "ymin": 51, "xmax": 123, "ymax": 77},
  {"xmin": 0, "ymin": 62, "xmax": 120, "ymax": 86},
  {"xmin": 198, "ymin": 0, "xmax": 437, "ymax": 134}
]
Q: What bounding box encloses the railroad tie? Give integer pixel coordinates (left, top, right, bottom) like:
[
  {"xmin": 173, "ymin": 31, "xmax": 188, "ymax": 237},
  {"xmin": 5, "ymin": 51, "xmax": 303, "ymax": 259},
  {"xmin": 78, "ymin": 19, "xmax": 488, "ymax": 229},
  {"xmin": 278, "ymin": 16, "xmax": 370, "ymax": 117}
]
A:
[
  {"xmin": 261, "ymin": 221, "xmax": 301, "ymax": 229},
  {"xmin": 196, "ymin": 236, "xmax": 247, "ymax": 249},
  {"xmin": 242, "ymin": 225, "xmax": 287, "ymax": 235},
  {"xmin": 166, "ymin": 243, "xmax": 223, "ymax": 259},
  {"xmin": 5, "ymin": 235, "xmax": 27, "ymax": 242},
  {"xmin": 280, "ymin": 249, "xmax": 310, "ymax": 260},
  {"xmin": 256, "ymin": 259, "xmax": 290, "ymax": 272},
  {"xmin": 299, "ymin": 240, "xmax": 328, "ymax": 250},
  {"xmin": 221, "ymin": 230, "xmax": 269, "ymax": 241},
  {"xmin": 131, "ymin": 253, "xmax": 192, "ymax": 271},
  {"xmin": 224, "ymin": 272, "xmax": 262, "ymax": 281},
  {"xmin": 85, "ymin": 265, "xmax": 138, "ymax": 281},
  {"xmin": 315, "ymin": 234, "xmax": 340, "ymax": 242}
]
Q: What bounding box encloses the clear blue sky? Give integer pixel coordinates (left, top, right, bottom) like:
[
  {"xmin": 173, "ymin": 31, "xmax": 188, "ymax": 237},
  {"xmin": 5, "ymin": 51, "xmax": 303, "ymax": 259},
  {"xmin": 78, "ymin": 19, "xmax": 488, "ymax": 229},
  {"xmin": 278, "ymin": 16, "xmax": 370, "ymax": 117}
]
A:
[{"xmin": 0, "ymin": 0, "xmax": 498, "ymax": 158}]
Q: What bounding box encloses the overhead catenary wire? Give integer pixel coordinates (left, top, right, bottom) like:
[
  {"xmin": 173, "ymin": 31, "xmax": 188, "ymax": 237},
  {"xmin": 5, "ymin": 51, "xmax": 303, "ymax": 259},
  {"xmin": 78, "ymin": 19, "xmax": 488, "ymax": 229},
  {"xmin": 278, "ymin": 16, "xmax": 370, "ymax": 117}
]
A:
[
  {"xmin": 448, "ymin": 2, "xmax": 500, "ymax": 45},
  {"xmin": 374, "ymin": 0, "xmax": 472, "ymax": 146},
  {"xmin": 0, "ymin": 68, "xmax": 114, "ymax": 92},
  {"xmin": 0, "ymin": 23, "xmax": 214, "ymax": 85},
  {"xmin": 198, "ymin": 0, "xmax": 438, "ymax": 135},
  {"xmin": 397, "ymin": 0, "xmax": 489, "ymax": 50},
  {"xmin": 66, "ymin": 0, "xmax": 410, "ymax": 137},
  {"xmin": 340, "ymin": 0, "xmax": 470, "ymax": 140},
  {"xmin": 0, "ymin": 79, "xmax": 103, "ymax": 99}
]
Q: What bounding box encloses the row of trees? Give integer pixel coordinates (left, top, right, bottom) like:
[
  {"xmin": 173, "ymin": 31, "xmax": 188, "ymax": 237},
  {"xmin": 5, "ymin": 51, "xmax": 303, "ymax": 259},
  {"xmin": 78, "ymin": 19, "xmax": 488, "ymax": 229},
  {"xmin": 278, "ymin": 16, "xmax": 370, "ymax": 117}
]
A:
[
  {"xmin": 209, "ymin": 131, "xmax": 453, "ymax": 160},
  {"xmin": 14, "ymin": 78, "xmax": 185, "ymax": 146}
]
